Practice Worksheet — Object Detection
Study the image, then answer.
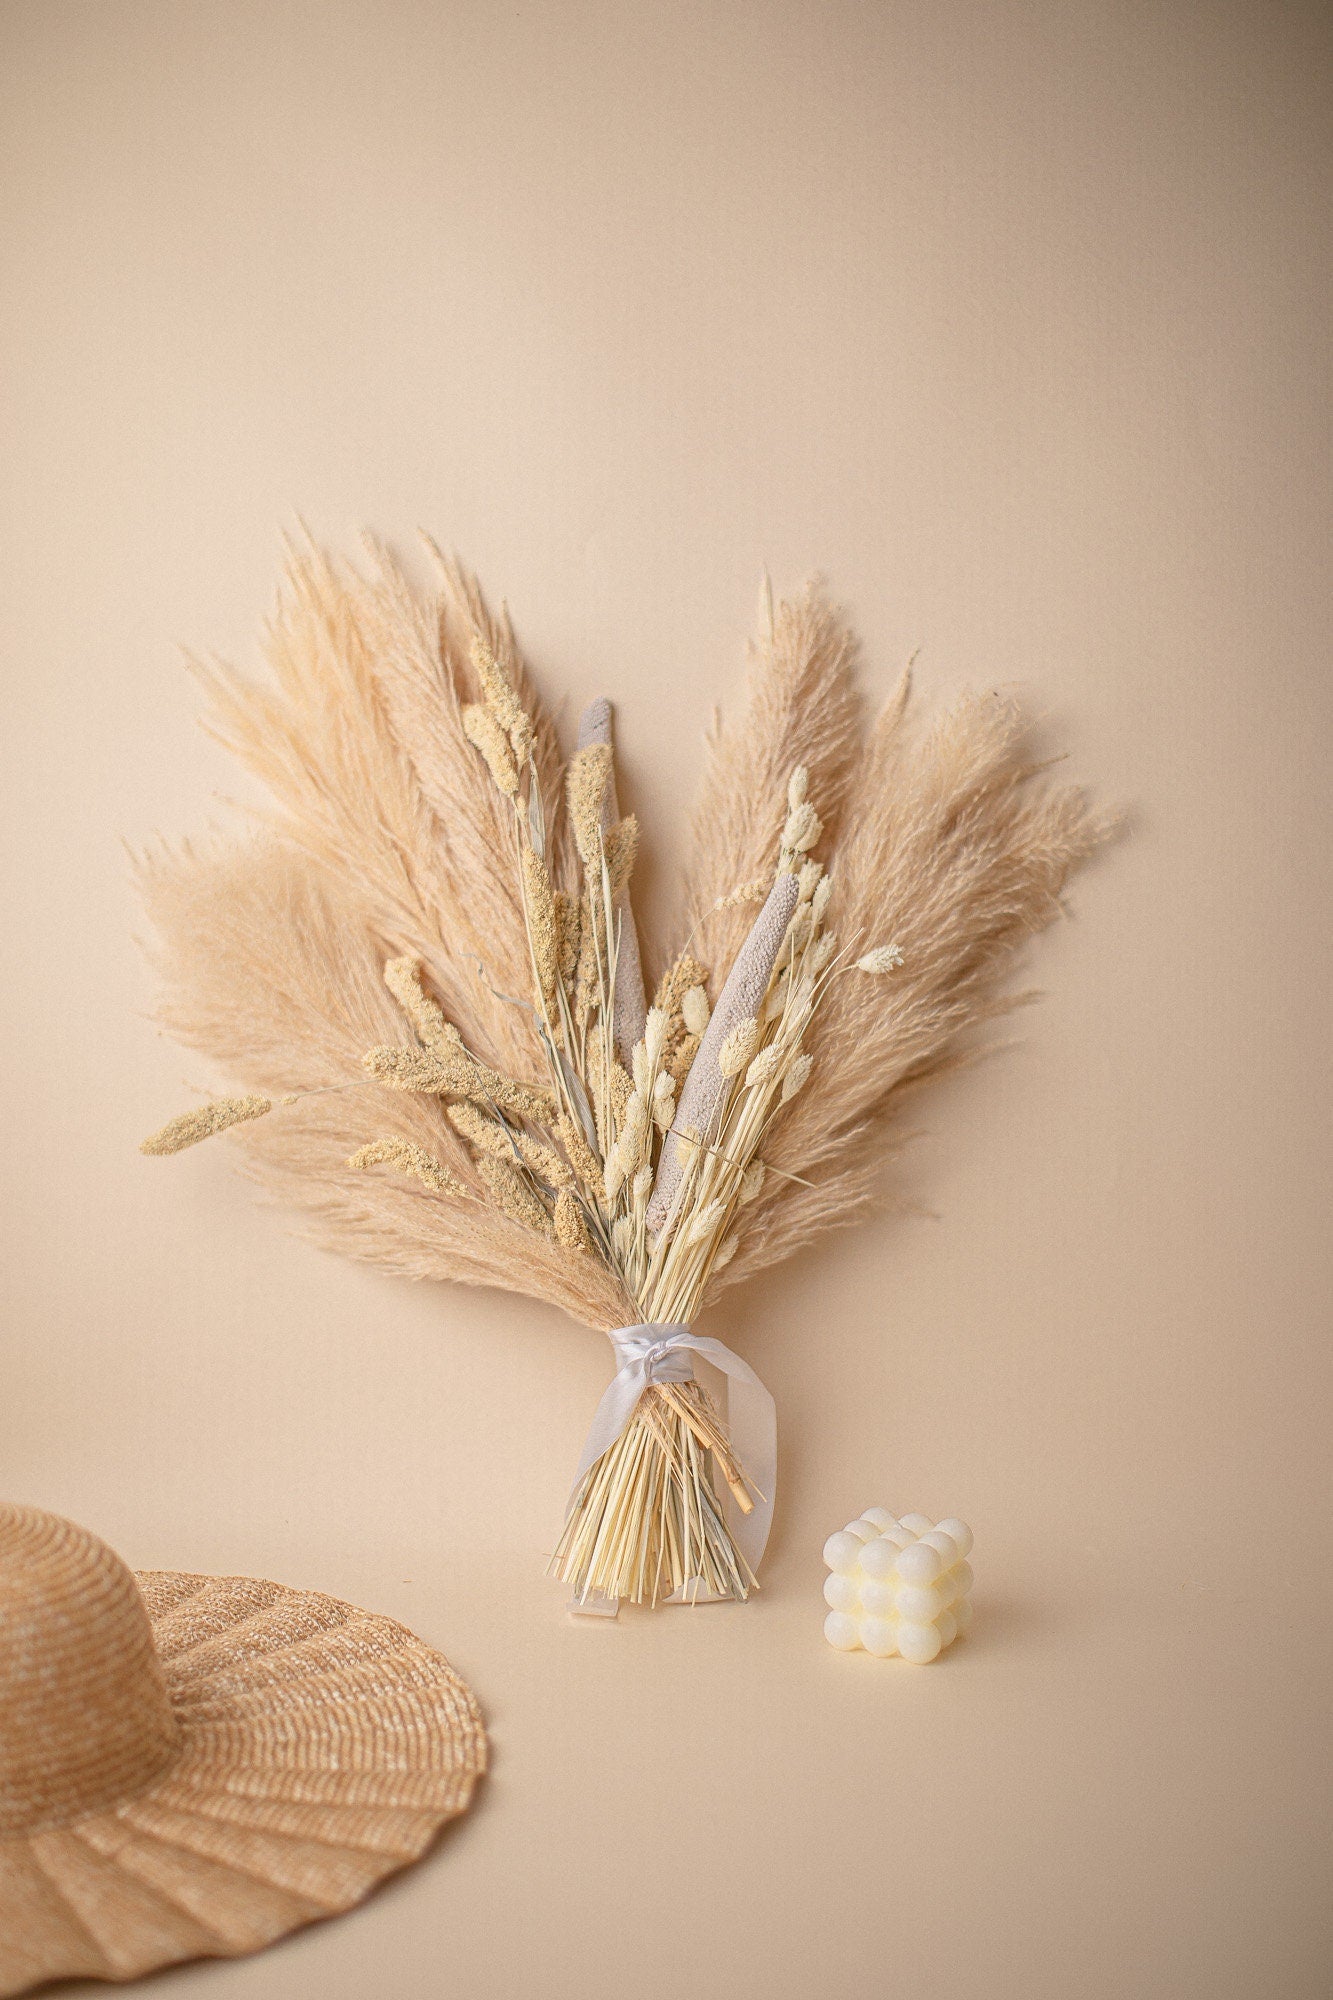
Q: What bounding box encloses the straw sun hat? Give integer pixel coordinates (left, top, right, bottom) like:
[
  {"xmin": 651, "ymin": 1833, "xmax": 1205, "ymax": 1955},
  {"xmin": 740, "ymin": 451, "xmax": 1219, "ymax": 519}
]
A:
[{"xmin": 0, "ymin": 1503, "xmax": 486, "ymax": 1994}]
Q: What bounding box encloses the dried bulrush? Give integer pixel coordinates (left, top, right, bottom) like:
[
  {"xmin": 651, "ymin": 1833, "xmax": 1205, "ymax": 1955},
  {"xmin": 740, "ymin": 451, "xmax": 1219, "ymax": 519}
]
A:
[{"xmin": 139, "ymin": 539, "xmax": 1107, "ymax": 1611}]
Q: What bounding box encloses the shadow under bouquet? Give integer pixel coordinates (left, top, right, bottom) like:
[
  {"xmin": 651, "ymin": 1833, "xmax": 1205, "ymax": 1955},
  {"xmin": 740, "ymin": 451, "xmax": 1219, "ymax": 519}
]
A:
[{"xmin": 140, "ymin": 541, "xmax": 1104, "ymax": 1610}]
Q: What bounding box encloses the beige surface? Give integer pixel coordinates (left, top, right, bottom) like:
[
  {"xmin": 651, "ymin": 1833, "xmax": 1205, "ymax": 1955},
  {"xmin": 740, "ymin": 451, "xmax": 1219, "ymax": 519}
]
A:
[{"xmin": 1, "ymin": 3, "xmax": 1330, "ymax": 1996}]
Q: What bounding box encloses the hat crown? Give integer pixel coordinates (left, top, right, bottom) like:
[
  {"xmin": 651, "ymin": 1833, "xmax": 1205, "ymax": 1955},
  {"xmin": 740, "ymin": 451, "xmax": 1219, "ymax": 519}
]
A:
[{"xmin": 0, "ymin": 1504, "xmax": 179, "ymax": 1835}]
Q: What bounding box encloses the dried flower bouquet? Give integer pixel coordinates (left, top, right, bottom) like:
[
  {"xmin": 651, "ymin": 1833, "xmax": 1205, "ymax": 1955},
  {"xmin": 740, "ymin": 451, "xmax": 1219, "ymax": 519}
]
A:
[{"xmin": 140, "ymin": 540, "xmax": 1104, "ymax": 1608}]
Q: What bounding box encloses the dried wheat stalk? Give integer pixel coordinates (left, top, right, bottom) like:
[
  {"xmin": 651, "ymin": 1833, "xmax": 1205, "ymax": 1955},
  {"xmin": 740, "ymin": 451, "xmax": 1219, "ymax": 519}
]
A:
[{"xmin": 139, "ymin": 537, "xmax": 1108, "ymax": 1608}]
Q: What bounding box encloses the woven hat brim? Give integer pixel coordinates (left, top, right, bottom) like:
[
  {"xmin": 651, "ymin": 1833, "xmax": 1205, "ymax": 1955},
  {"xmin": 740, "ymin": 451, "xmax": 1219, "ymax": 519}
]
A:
[{"xmin": 0, "ymin": 1571, "xmax": 486, "ymax": 1995}]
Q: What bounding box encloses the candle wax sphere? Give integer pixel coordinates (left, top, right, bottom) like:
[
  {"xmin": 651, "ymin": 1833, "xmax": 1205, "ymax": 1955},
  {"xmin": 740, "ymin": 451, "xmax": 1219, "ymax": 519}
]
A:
[
  {"xmin": 823, "ymin": 1531, "xmax": 864, "ymax": 1575},
  {"xmin": 894, "ymin": 1582, "xmax": 945, "ymax": 1623},
  {"xmin": 857, "ymin": 1538, "xmax": 899, "ymax": 1580},
  {"xmin": 935, "ymin": 1568, "xmax": 961, "ymax": 1611},
  {"xmin": 860, "ymin": 1618, "xmax": 899, "ymax": 1657},
  {"xmin": 895, "ymin": 1541, "xmax": 943, "ymax": 1585},
  {"xmin": 824, "ymin": 1611, "xmax": 861, "ymax": 1651},
  {"xmin": 897, "ymin": 1621, "xmax": 943, "ymax": 1664},
  {"xmin": 935, "ymin": 1519, "xmax": 973, "ymax": 1559},
  {"xmin": 918, "ymin": 1530, "xmax": 959, "ymax": 1566},
  {"xmin": 824, "ymin": 1572, "xmax": 860, "ymax": 1613},
  {"xmin": 898, "ymin": 1513, "xmax": 934, "ymax": 1535}
]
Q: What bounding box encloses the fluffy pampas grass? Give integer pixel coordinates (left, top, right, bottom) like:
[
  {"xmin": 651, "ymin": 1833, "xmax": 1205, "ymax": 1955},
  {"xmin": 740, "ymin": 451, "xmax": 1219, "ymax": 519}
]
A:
[{"xmin": 139, "ymin": 535, "xmax": 1108, "ymax": 1607}]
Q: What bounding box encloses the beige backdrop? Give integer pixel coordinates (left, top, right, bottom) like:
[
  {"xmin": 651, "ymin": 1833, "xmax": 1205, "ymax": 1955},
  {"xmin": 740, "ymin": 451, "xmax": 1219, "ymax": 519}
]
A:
[{"xmin": 2, "ymin": 4, "xmax": 1330, "ymax": 1997}]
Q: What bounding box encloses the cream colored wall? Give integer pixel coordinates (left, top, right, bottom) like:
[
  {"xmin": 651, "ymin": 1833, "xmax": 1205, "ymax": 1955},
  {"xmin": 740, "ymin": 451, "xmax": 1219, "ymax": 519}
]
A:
[{"xmin": 1, "ymin": 4, "xmax": 1329, "ymax": 1996}]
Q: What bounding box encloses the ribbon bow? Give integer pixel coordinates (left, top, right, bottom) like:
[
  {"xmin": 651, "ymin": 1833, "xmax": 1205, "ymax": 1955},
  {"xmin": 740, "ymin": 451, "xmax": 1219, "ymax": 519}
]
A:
[{"xmin": 569, "ymin": 1323, "xmax": 777, "ymax": 1573}]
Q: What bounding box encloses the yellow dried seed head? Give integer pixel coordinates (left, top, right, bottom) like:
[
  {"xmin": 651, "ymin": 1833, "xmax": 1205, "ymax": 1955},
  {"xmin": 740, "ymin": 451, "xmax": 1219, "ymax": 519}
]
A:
[
  {"xmin": 478, "ymin": 1154, "xmax": 552, "ymax": 1236},
  {"xmin": 666, "ymin": 1031, "xmax": 700, "ymax": 1087},
  {"xmin": 610, "ymin": 1214, "xmax": 635, "ymax": 1264},
  {"xmin": 811, "ymin": 875, "xmax": 833, "ymax": 924},
  {"xmin": 445, "ymin": 1100, "xmax": 509, "ymax": 1156},
  {"xmin": 652, "ymin": 951, "xmax": 709, "ymax": 1020},
  {"xmin": 685, "ymin": 1197, "xmax": 725, "ymax": 1246},
  {"xmin": 369, "ymin": 1039, "xmax": 555, "ymax": 1127},
  {"xmin": 714, "ymin": 879, "xmax": 767, "ymax": 911},
  {"xmin": 603, "ymin": 1147, "xmax": 626, "ymax": 1203},
  {"xmin": 511, "ymin": 710, "xmax": 535, "ymax": 765},
  {"xmin": 553, "ymin": 890, "xmax": 580, "ymax": 981},
  {"xmin": 520, "ymin": 844, "xmax": 560, "ymax": 1001},
  {"xmin": 712, "ymin": 1232, "xmax": 739, "ymax": 1270},
  {"xmin": 787, "ymin": 765, "xmax": 809, "ymax": 811},
  {"xmin": 763, "ymin": 972, "xmax": 790, "ymax": 1024},
  {"xmin": 141, "ymin": 1095, "xmax": 272, "ymax": 1154},
  {"xmin": 554, "ymin": 1186, "xmax": 593, "ymax": 1254},
  {"xmin": 807, "ymin": 932, "xmax": 836, "ymax": 974},
  {"xmin": 516, "ymin": 1129, "xmax": 572, "ymax": 1187},
  {"xmin": 644, "ymin": 1007, "xmax": 669, "ymax": 1063},
  {"xmin": 486, "ymin": 1074, "xmax": 561, "ymax": 1125},
  {"xmin": 384, "ymin": 956, "xmax": 448, "ymax": 1046},
  {"xmin": 780, "ymin": 1052, "xmax": 813, "ymax": 1102},
  {"xmin": 566, "ymin": 742, "xmax": 613, "ymax": 869},
  {"xmin": 744, "ymin": 1044, "xmax": 783, "ymax": 1091},
  {"xmin": 608, "ymin": 1055, "xmax": 633, "ymax": 1125},
  {"xmin": 573, "ymin": 897, "xmax": 601, "ymax": 1030},
  {"xmin": 461, "ymin": 702, "xmax": 519, "ymax": 797},
  {"xmin": 855, "ymin": 943, "xmax": 906, "ymax": 973},
  {"xmin": 681, "ymin": 984, "xmax": 710, "ymax": 1036},
  {"xmin": 617, "ymin": 1119, "xmax": 648, "ymax": 1180},
  {"xmin": 782, "ymin": 801, "xmax": 822, "ymax": 853},
  {"xmin": 470, "ymin": 634, "xmax": 533, "ymax": 761},
  {"xmin": 738, "ymin": 1160, "xmax": 766, "ymax": 1206},
  {"xmin": 348, "ymin": 1139, "xmax": 470, "ymax": 1199},
  {"xmin": 556, "ymin": 1113, "xmax": 603, "ymax": 1197},
  {"xmin": 717, "ymin": 1016, "xmax": 762, "ymax": 1077},
  {"xmin": 797, "ymin": 859, "xmax": 823, "ymax": 904},
  {"xmin": 363, "ymin": 1045, "xmax": 457, "ymax": 1095},
  {"xmin": 603, "ymin": 815, "xmax": 639, "ymax": 897}
]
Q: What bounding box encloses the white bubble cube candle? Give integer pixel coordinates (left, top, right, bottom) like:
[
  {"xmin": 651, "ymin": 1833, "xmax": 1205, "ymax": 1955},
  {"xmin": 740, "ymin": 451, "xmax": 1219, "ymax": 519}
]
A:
[{"xmin": 823, "ymin": 1511, "xmax": 974, "ymax": 1662}]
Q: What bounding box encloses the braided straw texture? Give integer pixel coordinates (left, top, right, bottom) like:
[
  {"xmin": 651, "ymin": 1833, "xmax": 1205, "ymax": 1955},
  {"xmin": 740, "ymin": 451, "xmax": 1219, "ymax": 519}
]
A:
[{"xmin": 0, "ymin": 1508, "xmax": 486, "ymax": 1996}]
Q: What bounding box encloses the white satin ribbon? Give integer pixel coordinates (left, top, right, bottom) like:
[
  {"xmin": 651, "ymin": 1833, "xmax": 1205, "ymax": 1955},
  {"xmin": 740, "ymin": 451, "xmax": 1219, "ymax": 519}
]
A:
[{"xmin": 569, "ymin": 1323, "xmax": 777, "ymax": 1574}]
